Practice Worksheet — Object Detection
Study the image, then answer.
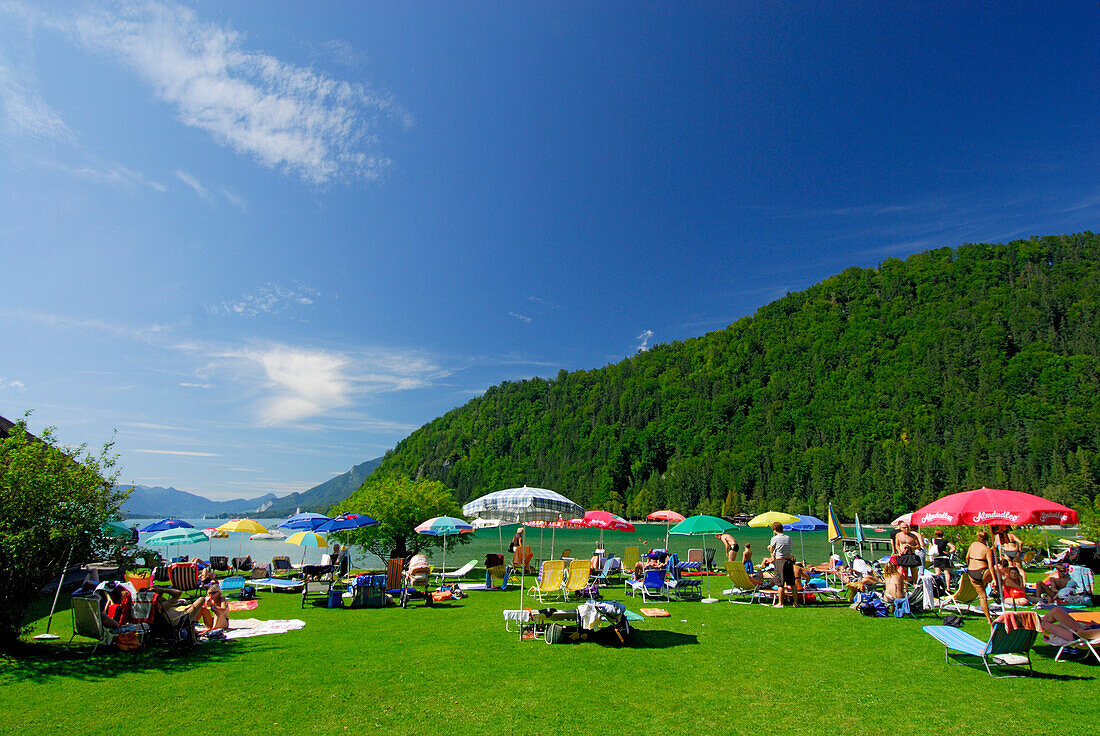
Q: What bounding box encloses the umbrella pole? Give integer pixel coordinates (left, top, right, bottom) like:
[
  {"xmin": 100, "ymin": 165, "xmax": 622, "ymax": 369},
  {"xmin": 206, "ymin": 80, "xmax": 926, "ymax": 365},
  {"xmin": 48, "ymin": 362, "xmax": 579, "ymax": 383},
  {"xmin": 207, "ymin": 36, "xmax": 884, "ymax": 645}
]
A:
[
  {"xmin": 551, "ymin": 528, "xmax": 555, "ymax": 560},
  {"xmin": 701, "ymin": 536, "xmax": 717, "ymax": 603},
  {"xmin": 498, "ymin": 526, "xmax": 503, "ymax": 557},
  {"xmin": 665, "ymin": 522, "xmax": 670, "ymax": 551},
  {"xmin": 799, "ymin": 530, "xmax": 806, "ymax": 563},
  {"xmin": 35, "ymin": 545, "xmax": 73, "ymax": 640}
]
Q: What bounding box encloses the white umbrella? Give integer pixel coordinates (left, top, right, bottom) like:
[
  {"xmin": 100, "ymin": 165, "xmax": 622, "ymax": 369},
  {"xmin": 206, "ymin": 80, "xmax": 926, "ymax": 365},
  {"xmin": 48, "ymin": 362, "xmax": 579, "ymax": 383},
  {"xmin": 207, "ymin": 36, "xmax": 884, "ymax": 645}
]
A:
[{"xmin": 462, "ymin": 486, "xmax": 584, "ymax": 618}]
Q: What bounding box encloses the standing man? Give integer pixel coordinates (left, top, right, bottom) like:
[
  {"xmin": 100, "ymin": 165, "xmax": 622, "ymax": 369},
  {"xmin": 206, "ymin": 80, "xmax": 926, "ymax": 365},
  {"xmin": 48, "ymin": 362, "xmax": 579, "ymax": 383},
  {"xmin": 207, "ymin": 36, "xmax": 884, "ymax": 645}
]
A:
[
  {"xmin": 766, "ymin": 521, "xmax": 796, "ymax": 608},
  {"xmin": 893, "ymin": 521, "xmax": 923, "ymax": 583}
]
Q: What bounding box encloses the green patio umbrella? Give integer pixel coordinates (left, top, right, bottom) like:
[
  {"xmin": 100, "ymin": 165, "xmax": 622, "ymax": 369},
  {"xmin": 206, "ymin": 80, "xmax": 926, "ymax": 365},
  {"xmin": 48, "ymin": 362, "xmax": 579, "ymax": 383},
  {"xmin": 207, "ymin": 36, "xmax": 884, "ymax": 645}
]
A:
[{"xmin": 669, "ymin": 515, "xmax": 736, "ymax": 603}]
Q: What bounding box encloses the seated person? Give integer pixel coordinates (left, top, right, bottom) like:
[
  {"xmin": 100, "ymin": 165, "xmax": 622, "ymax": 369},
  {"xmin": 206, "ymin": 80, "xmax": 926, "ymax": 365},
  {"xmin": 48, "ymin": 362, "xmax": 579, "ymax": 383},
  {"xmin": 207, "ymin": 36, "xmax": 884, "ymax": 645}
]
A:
[
  {"xmin": 633, "ymin": 551, "xmax": 667, "ymax": 580},
  {"xmin": 101, "ymin": 582, "xmax": 133, "ymax": 630},
  {"xmin": 187, "ymin": 557, "xmax": 210, "ymax": 570},
  {"xmin": 1037, "ymin": 564, "xmax": 1077, "ymax": 603},
  {"xmin": 197, "ymin": 565, "xmax": 217, "ymax": 589},
  {"xmin": 202, "ymin": 587, "xmax": 230, "ymax": 631},
  {"xmin": 996, "ymin": 560, "xmax": 1033, "ymax": 606},
  {"xmin": 844, "ymin": 558, "xmax": 882, "ymax": 600},
  {"xmin": 881, "ymin": 562, "xmax": 907, "ymax": 603},
  {"xmin": 148, "ymin": 585, "xmax": 207, "ymax": 626},
  {"xmin": 1038, "ymin": 605, "xmax": 1100, "ymax": 644}
]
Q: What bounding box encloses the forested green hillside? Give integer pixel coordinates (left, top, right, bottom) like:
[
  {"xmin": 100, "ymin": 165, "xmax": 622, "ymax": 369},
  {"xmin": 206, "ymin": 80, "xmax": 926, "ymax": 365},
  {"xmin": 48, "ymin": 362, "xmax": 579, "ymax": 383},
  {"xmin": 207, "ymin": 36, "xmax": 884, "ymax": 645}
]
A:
[{"xmin": 378, "ymin": 233, "xmax": 1100, "ymax": 521}]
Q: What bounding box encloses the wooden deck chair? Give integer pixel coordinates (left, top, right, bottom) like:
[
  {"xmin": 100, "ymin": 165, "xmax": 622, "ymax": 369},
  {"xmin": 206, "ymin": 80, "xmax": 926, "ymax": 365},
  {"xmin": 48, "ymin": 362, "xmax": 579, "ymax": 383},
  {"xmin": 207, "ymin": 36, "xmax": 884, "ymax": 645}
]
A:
[
  {"xmin": 385, "ymin": 558, "xmax": 404, "ymax": 593},
  {"xmin": 923, "ymin": 623, "xmax": 1036, "ymax": 677},
  {"xmin": 563, "ymin": 560, "xmax": 590, "ymax": 598},
  {"xmin": 622, "ymin": 546, "xmax": 640, "ymax": 574},
  {"xmin": 168, "ymin": 562, "xmax": 198, "ymax": 592},
  {"xmin": 528, "ymin": 560, "xmax": 566, "ymax": 603},
  {"xmin": 209, "ymin": 555, "xmax": 230, "ymax": 573},
  {"xmin": 725, "ymin": 560, "xmax": 766, "ymax": 604},
  {"xmin": 271, "ymin": 556, "xmax": 292, "ymax": 575},
  {"xmin": 940, "ymin": 573, "xmax": 980, "ymax": 614}
]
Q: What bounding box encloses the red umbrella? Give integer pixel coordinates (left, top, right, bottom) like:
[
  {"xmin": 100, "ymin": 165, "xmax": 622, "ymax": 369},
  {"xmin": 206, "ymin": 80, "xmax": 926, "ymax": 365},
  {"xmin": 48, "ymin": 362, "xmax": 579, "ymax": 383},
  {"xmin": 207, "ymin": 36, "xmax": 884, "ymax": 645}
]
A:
[
  {"xmin": 911, "ymin": 487, "xmax": 1079, "ymax": 616},
  {"xmin": 911, "ymin": 488, "xmax": 1077, "ymax": 527},
  {"xmin": 647, "ymin": 510, "xmax": 686, "ymax": 549},
  {"xmin": 583, "ymin": 510, "xmax": 634, "ymax": 552},
  {"xmin": 584, "ymin": 510, "xmax": 635, "ymax": 532}
]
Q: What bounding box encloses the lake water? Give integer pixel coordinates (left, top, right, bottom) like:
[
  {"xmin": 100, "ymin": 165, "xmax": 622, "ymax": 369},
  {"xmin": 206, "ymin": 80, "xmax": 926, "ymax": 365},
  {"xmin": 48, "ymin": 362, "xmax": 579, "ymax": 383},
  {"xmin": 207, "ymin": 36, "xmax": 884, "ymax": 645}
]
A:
[{"xmin": 131, "ymin": 518, "xmax": 861, "ymax": 572}]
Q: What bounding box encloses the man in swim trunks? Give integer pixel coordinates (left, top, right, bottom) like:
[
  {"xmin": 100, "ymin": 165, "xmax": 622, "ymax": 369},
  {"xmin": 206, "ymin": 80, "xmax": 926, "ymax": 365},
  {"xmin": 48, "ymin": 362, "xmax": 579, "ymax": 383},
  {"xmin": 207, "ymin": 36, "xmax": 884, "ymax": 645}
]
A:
[
  {"xmin": 892, "ymin": 522, "xmax": 923, "ymax": 583},
  {"xmin": 766, "ymin": 522, "xmax": 796, "ymax": 608}
]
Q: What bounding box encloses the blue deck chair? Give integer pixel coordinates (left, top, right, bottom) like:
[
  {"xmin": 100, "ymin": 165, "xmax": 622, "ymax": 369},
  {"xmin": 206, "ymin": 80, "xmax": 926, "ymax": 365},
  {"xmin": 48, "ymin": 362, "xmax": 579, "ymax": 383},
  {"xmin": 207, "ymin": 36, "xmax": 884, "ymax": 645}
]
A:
[
  {"xmin": 590, "ymin": 556, "xmax": 621, "ymax": 587},
  {"xmin": 923, "ymin": 623, "xmax": 1036, "ymax": 677},
  {"xmin": 626, "ymin": 568, "xmax": 668, "ymax": 602},
  {"xmin": 664, "ymin": 553, "xmax": 701, "ymax": 600}
]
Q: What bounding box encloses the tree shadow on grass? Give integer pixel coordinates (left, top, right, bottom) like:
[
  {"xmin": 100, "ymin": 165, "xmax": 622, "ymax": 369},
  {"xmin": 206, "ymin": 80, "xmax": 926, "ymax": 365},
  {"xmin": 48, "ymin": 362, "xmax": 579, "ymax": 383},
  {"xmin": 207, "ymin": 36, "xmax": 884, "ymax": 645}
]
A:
[{"xmin": 0, "ymin": 636, "xmax": 247, "ymax": 684}]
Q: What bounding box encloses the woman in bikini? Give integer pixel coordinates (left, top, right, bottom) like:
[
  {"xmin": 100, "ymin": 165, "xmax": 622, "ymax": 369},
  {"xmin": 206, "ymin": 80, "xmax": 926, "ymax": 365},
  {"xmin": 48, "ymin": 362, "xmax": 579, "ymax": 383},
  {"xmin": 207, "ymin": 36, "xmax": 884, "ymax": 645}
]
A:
[
  {"xmin": 965, "ymin": 530, "xmax": 997, "ymax": 626},
  {"xmin": 996, "ymin": 560, "xmax": 1033, "ymax": 607},
  {"xmin": 993, "ymin": 525, "xmax": 1026, "ymax": 578}
]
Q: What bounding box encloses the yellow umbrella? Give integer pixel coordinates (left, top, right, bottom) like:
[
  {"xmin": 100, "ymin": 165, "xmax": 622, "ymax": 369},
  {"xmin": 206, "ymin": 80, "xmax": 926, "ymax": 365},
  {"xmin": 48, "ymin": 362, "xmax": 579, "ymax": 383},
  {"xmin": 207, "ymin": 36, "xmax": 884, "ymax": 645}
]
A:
[
  {"xmin": 217, "ymin": 519, "xmax": 269, "ymax": 534},
  {"xmin": 217, "ymin": 519, "xmax": 269, "ymax": 566},
  {"xmin": 285, "ymin": 531, "xmax": 329, "ymax": 567},
  {"xmin": 747, "ymin": 511, "xmax": 800, "ymax": 527}
]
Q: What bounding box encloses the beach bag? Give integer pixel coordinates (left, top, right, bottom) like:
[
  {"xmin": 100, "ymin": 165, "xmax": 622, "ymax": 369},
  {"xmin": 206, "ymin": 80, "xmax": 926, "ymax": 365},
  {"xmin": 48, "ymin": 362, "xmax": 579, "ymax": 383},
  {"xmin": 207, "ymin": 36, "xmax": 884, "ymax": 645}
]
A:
[
  {"xmin": 942, "ymin": 615, "xmax": 964, "ymax": 627},
  {"xmin": 856, "ymin": 592, "xmax": 887, "ymax": 617},
  {"xmin": 116, "ymin": 631, "xmax": 141, "ymax": 651},
  {"xmin": 239, "ymin": 585, "xmax": 255, "ymax": 601}
]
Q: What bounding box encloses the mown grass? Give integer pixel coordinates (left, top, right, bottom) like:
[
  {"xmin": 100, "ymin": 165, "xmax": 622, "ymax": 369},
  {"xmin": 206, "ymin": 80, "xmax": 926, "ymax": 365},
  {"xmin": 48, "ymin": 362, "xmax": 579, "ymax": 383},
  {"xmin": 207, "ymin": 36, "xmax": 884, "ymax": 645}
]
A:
[{"xmin": 2, "ymin": 578, "xmax": 1097, "ymax": 736}]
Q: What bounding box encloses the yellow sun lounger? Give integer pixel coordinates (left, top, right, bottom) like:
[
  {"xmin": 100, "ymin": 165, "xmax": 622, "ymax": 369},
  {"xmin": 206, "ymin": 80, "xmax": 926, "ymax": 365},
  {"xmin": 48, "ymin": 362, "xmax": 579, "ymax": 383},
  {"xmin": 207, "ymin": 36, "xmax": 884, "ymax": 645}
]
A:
[
  {"xmin": 528, "ymin": 560, "xmax": 566, "ymax": 603},
  {"xmin": 562, "ymin": 559, "xmax": 591, "ymax": 598}
]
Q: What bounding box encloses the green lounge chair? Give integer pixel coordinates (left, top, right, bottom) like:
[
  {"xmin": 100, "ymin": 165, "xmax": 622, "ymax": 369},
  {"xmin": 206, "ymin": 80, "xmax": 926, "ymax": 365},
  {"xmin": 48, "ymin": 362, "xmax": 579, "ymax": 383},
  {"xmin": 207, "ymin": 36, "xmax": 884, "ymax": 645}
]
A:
[{"xmin": 923, "ymin": 622, "xmax": 1036, "ymax": 677}]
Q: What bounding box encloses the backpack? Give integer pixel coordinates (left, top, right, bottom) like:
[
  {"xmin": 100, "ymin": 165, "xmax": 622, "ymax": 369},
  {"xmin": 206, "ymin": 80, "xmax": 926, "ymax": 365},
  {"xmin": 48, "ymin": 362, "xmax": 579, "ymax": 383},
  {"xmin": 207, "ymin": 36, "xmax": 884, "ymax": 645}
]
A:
[{"xmin": 238, "ymin": 585, "xmax": 255, "ymax": 601}]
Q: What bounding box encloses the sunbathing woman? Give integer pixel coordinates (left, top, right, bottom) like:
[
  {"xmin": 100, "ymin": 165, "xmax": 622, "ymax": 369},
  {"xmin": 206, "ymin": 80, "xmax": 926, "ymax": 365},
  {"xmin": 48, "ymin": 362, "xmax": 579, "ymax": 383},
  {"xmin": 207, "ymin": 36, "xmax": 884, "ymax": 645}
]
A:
[
  {"xmin": 202, "ymin": 587, "xmax": 230, "ymax": 631},
  {"xmin": 881, "ymin": 562, "xmax": 907, "ymax": 604},
  {"xmin": 965, "ymin": 530, "xmax": 997, "ymax": 626},
  {"xmin": 997, "ymin": 560, "xmax": 1033, "ymax": 607}
]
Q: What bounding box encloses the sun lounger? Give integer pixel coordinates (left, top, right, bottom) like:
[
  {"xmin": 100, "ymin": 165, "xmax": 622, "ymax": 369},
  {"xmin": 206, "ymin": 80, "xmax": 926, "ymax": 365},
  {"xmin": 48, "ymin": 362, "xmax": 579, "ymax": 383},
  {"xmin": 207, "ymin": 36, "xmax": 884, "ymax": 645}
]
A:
[
  {"xmin": 622, "ymin": 546, "xmax": 640, "ymax": 575},
  {"xmin": 529, "ymin": 560, "xmax": 566, "ymax": 603},
  {"xmin": 271, "ymin": 556, "xmax": 293, "ymax": 575},
  {"xmin": 590, "ymin": 556, "xmax": 622, "ymax": 587},
  {"xmin": 923, "ymin": 622, "xmax": 1036, "ymax": 677},
  {"xmin": 252, "ymin": 577, "xmax": 303, "ymax": 592},
  {"xmin": 562, "ymin": 559, "xmax": 591, "ymax": 598},
  {"xmin": 939, "ymin": 573, "xmax": 980, "ymax": 614},
  {"xmin": 724, "ymin": 561, "xmax": 766, "ymax": 604},
  {"xmin": 70, "ymin": 594, "xmax": 114, "ymax": 654},
  {"xmin": 437, "ymin": 559, "xmax": 478, "ymax": 583}
]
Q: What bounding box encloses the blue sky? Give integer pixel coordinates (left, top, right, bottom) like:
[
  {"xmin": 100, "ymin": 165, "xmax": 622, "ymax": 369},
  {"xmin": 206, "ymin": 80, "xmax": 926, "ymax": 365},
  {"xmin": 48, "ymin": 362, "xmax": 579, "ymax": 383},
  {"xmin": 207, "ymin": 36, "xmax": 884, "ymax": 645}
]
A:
[{"xmin": 2, "ymin": 2, "xmax": 1098, "ymax": 500}]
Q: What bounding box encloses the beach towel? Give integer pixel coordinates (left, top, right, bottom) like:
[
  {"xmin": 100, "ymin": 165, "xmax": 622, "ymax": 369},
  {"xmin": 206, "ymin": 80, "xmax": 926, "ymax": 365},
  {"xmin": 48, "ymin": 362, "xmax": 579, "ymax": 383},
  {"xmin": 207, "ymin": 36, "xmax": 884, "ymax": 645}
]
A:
[
  {"xmin": 227, "ymin": 600, "xmax": 259, "ymax": 612},
  {"xmin": 200, "ymin": 618, "xmax": 306, "ymax": 642},
  {"xmin": 640, "ymin": 608, "xmax": 670, "ymax": 617}
]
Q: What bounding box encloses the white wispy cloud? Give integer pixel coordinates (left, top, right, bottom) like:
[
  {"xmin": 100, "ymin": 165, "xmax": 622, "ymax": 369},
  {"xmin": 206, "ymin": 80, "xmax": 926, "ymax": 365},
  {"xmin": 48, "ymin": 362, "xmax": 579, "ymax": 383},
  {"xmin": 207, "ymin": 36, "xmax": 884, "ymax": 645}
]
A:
[
  {"xmin": 37, "ymin": 156, "xmax": 168, "ymax": 192},
  {"xmin": 211, "ymin": 342, "xmax": 446, "ymax": 426},
  {"xmin": 179, "ymin": 381, "xmax": 213, "ymax": 389},
  {"xmin": 131, "ymin": 448, "xmax": 222, "ymax": 457},
  {"xmin": 0, "ymin": 378, "xmax": 26, "ymax": 392},
  {"xmin": 210, "ymin": 284, "xmax": 321, "ymax": 318},
  {"xmin": 508, "ymin": 312, "xmax": 532, "ymax": 324},
  {"xmin": 636, "ymin": 329, "xmax": 654, "ymax": 352},
  {"xmin": 175, "ymin": 169, "xmax": 211, "ymax": 200},
  {"xmin": 68, "ymin": 1, "xmax": 410, "ymax": 184},
  {"xmin": 218, "ymin": 186, "xmax": 246, "ymax": 210},
  {"xmin": 0, "ymin": 50, "xmax": 75, "ymax": 143}
]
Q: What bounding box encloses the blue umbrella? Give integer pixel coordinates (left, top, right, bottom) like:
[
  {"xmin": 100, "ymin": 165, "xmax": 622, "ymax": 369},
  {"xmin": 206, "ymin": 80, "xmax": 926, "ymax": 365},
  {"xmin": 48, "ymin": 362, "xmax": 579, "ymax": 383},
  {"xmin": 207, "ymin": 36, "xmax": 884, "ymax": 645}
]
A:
[
  {"xmin": 784, "ymin": 514, "xmax": 827, "ymax": 561},
  {"xmin": 139, "ymin": 518, "xmax": 194, "ymax": 533},
  {"xmin": 316, "ymin": 513, "xmax": 379, "ymax": 571},
  {"xmin": 278, "ymin": 512, "xmax": 331, "ymax": 531}
]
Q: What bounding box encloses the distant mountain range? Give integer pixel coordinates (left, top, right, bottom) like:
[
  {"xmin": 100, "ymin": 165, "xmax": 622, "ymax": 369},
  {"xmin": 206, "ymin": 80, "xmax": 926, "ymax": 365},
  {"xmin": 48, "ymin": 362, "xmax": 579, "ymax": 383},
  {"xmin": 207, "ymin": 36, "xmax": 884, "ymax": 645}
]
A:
[{"xmin": 119, "ymin": 457, "xmax": 383, "ymax": 519}]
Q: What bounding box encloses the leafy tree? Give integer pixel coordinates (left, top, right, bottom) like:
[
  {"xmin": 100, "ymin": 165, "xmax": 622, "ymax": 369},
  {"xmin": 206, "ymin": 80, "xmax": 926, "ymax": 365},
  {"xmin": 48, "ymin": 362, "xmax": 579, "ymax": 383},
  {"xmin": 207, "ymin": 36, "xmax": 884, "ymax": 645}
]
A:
[
  {"xmin": 333, "ymin": 474, "xmax": 468, "ymax": 561},
  {"xmin": 0, "ymin": 418, "xmax": 125, "ymax": 646}
]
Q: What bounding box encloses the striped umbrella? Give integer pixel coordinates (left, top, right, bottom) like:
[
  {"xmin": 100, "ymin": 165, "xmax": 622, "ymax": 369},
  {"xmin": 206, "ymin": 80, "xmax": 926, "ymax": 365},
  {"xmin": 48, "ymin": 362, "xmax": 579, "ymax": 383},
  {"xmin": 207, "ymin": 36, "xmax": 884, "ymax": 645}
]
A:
[
  {"xmin": 414, "ymin": 516, "xmax": 474, "ymax": 576},
  {"xmin": 285, "ymin": 531, "xmax": 329, "ymax": 566},
  {"xmin": 462, "ymin": 485, "xmax": 584, "ymax": 614}
]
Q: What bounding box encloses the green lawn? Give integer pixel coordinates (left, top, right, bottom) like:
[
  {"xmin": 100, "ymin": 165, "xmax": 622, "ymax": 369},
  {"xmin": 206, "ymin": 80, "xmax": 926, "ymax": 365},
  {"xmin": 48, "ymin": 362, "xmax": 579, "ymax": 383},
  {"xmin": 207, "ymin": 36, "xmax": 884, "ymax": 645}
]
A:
[{"xmin": 2, "ymin": 579, "xmax": 1097, "ymax": 736}]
